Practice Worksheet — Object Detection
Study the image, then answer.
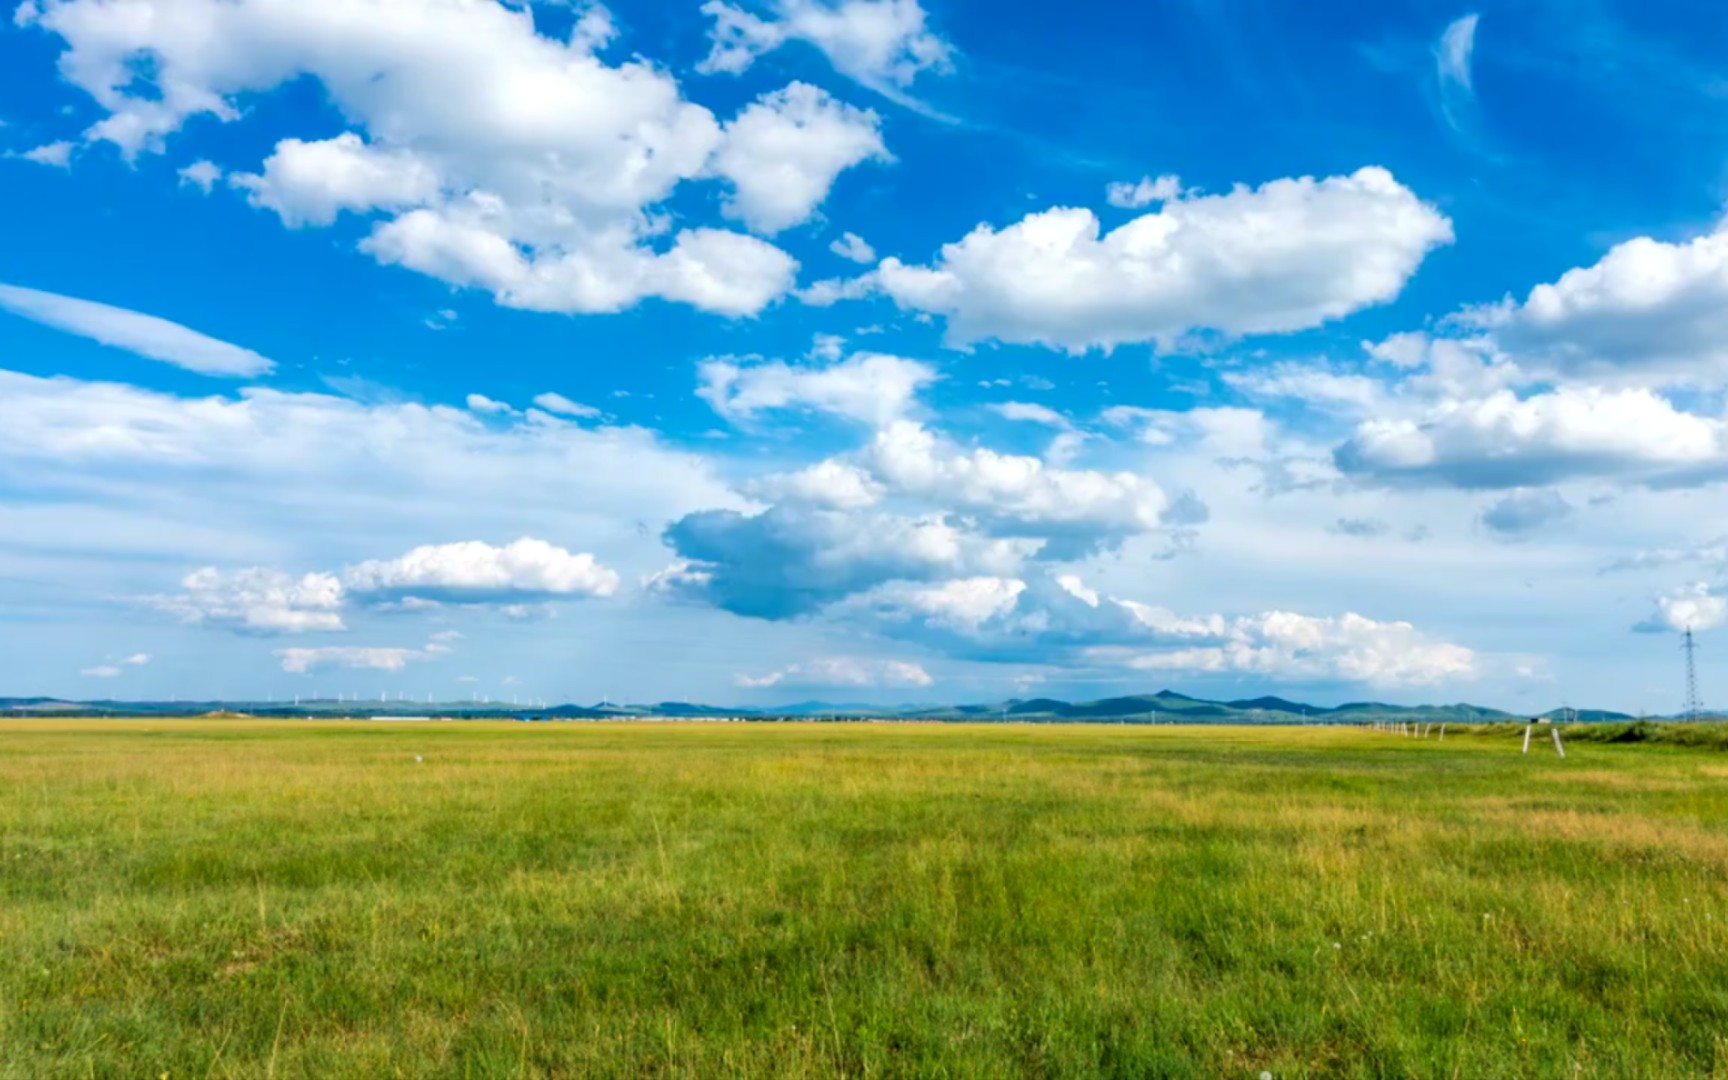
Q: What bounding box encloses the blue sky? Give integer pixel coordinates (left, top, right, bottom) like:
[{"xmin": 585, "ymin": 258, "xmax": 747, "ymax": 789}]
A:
[{"xmin": 3, "ymin": 0, "xmax": 1728, "ymax": 711}]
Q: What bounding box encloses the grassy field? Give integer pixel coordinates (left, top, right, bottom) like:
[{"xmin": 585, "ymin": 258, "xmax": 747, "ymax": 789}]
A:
[{"xmin": 2, "ymin": 720, "xmax": 1726, "ymax": 1078}]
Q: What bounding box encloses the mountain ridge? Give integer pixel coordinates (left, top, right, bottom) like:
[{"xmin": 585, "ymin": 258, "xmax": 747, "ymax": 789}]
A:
[{"xmin": 0, "ymin": 691, "xmax": 1647, "ymax": 723}]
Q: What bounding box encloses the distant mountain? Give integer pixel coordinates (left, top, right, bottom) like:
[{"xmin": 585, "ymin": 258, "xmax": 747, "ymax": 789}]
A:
[
  {"xmin": 0, "ymin": 691, "xmax": 1669, "ymax": 724},
  {"xmin": 1227, "ymin": 696, "xmax": 1315, "ymax": 714}
]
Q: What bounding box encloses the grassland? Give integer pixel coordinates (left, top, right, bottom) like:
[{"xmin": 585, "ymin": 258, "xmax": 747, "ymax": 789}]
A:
[{"xmin": 1, "ymin": 720, "xmax": 1726, "ymax": 1079}]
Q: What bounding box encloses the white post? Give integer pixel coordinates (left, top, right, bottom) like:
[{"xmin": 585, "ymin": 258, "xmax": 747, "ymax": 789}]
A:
[
  {"xmin": 1522, "ymin": 724, "xmax": 1533, "ymax": 754},
  {"xmin": 1551, "ymin": 726, "xmax": 1566, "ymax": 759},
  {"xmin": 1438, "ymin": 723, "xmax": 1446, "ymax": 742}
]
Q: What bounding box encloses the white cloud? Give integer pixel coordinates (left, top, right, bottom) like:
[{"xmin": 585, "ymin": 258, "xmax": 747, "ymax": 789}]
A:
[
  {"xmin": 343, "ymin": 538, "xmax": 619, "ymax": 604},
  {"xmin": 79, "ymin": 651, "xmax": 150, "ymax": 678},
  {"xmin": 531, "ymin": 392, "xmax": 600, "ymax": 419},
  {"xmin": 1110, "ymin": 610, "xmax": 1477, "ymax": 688},
  {"xmin": 857, "ymin": 576, "xmax": 1029, "ymax": 629},
  {"xmin": 988, "ymin": 401, "xmax": 1072, "ymax": 429},
  {"xmin": 465, "ymin": 393, "xmax": 516, "ymax": 415},
  {"xmin": 233, "ymin": 133, "xmax": 441, "ymax": 227},
  {"xmin": 1636, "ymin": 583, "xmax": 1728, "ymax": 634},
  {"xmin": 697, "ymin": 0, "xmax": 953, "ymax": 95},
  {"xmin": 657, "ymin": 506, "xmax": 1034, "ymax": 619},
  {"xmin": 809, "ymin": 333, "xmax": 847, "ymax": 362},
  {"xmin": 712, "ymin": 82, "xmax": 888, "ymax": 235},
  {"xmin": 20, "ymin": 0, "xmax": 859, "ymax": 318},
  {"xmin": 178, "ymin": 159, "xmax": 222, "ymax": 193},
  {"xmin": 1336, "ymin": 387, "xmax": 1726, "ymax": 488},
  {"xmin": 698, "ymin": 352, "xmax": 936, "ymax": 425},
  {"xmin": 1223, "ymin": 362, "xmax": 1387, "ymax": 416},
  {"xmin": 862, "ymin": 421, "xmax": 1170, "ymax": 544},
  {"xmin": 662, "ymin": 404, "xmax": 1186, "ymax": 628},
  {"xmin": 848, "ymin": 573, "xmax": 1226, "ymax": 659},
  {"xmin": 746, "ymin": 459, "xmax": 884, "ymax": 510},
  {"xmin": 149, "ymin": 567, "xmax": 347, "ymax": 634},
  {"xmin": 1468, "ymin": 223, "xmax": 1728, "ymax": 387},
  {"xmin": 830, "ymin": 231, "xmax": 876, "ymax": 263},
  {"xmin": 1364, "ymin": 331, "xmax": 1515, "ymax": 399},
  {"xmin": 0, "ymin": 369, "xmax": 739, "ymax": 603},
  {"xmin": 1604, "ymin": 538, "xmax": 1728, "ymax": 574},
  {"xmin": 20, "ymin": 140, "xmax": 74, "ymax": 167},
  {"xmin": 0, "ymin": 284, "xmax": 274, "ymax": 377},
  {"xmin": 361, "ymin": 214, "xmax": 797, "ymax": 319},
  {"xmin": 798, "ymin": 274, "xmax": 876, "ymax": 307},
  {"xmin": 840, "ymin": 571, "xmax": 1476, "ymax": 688},
  {"xmin": 277, "ymin": 640, "xmax": 453, "ymax": 674},
  {"xmin": 1481, "ymin": 488, "xmax": 1572, "ymax": 536},
  {"xmin": 1105, "ymin": 174, "xmax": 1182, "ymax": 209},
  {"xmin": 737, "ymin": 656, "xmax": 932, "ymax": 689},
  {"xmin": 873, "ymin": 167, "xmax": 1453, "ymax": 352},
  {"xmin": 1437, "ymin": 14, "xmax": 1479, "ymax": 94}
]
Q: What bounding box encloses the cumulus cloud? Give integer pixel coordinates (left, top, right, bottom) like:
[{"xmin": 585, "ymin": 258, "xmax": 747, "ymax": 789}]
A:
[
  {"xmin": 233, "ymin": 133, "xmax": 441, "ymax": 227},
  {"xmin": 343, "ymin": 538, "xmax": 619, "ymax": 604},
  {"xmin": 839, "ymin": 572, "xmax": 1222, "ymax": 661},
  {"xmin": 1335, "ymin": 386, "xmax": 1726, "ymax": 488},
  {"xmin": 1481, "ymin": 488, "xmax": 1572, "ymax": 537},
  {"xmin": 466, "ymin": 393, "xmax": 516, "ymax": 415},
  {"xmin": 697, "ymin": 352, "xmax": 936, "ymax": 426},
  {"xmin": 277, "ymin": 639, "xmax": 454, "ymax": 674},
  {"xmin": 737, "ymin": 656, "xmax": 933, "ymax": 689},
  {"xmin": 0, "ymin": 284, "xmax": 274, "ymax": 377},
  {"xmin": 1635, "ymin": 583, "xmax": 1728, "ymax": 634},
  {"xmin": 1108, "ymin": 610, "xmax": 1477, "ymax": 688},
  {"xmin": 745, "ymin": 459, "xmax": 885, "ymax": 510},
  {"xmin": 872, "ymin": 167, "xmax": 1452, "ymax": 352},
  {"xmin": 1105, "ymin": 174, "xmax": 1182, "ymax": 209},
  {"xmin": 669, "ymin": 409, "xmax": 1182, "ymax": 629},
  {"xmin": 830, "ymin": 231, "xmax": 876, "ymax": 263},
  {"xmin": 178, "ymin": 159, "xmax": 222, "ymax": 193},
  {"xmin": 656, "ymin": 507, "xmax": 1033, "ymax": 619},
  {"xmin": 697, "ymin": 0, "xmax": 953, "ymax": 95},
  {"xmin": 841, "ymin": 571, "xmax": 1475, "ymax": 687},
  {"xmin": 1467, "ymin": 222, "xmax": 1728, "ymax": 388},
  {"xmin": 713, "ymin": 83, "xmax": 889, "ymax": 235},
  {"xmin": 0, "ymin": 369, "xmax": 739, "ymax": 607},
  {"xmin": 861, "ymin": 421, "xmax": 1170, "ymax": 550},
  {"xmin": 17, "ymin": 0, "xmax": 877, "ymax": 318},
  {"xmin": 148, "ymin": 567, "xmax": 346, "ymax": 634}
]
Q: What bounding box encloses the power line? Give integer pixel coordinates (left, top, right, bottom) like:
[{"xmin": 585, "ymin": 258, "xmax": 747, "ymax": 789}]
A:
[{"xmin": 1683, "ymin": 627, "xmax": 1703, "ymax": 722}]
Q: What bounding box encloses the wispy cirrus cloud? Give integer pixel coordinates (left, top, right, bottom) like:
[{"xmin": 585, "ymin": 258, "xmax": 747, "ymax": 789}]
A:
[
  {"xmin": 1435, "ymin": 13, "xmax": 1482, "ymax": 137},
  {"xmin": 0, "ymin": 284, "xmax": 275, "ymax": 377}
]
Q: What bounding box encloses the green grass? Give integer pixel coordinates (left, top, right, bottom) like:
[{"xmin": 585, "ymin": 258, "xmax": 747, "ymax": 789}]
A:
[{"xmin": 2, "ymin": 720, "xmax": 1726, "ymax": 1078}]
